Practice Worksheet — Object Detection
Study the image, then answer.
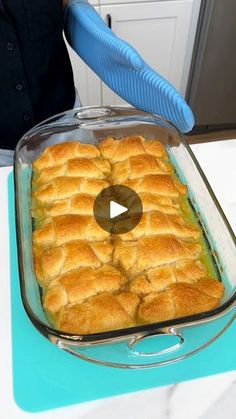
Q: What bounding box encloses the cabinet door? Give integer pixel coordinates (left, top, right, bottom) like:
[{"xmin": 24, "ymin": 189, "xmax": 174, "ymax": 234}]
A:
[
  {"xmin": 100, "ymin": 1, "xmax": 196, "ymax": 106},
  {"xmin": 64, "ymin": 6, "xmax": 102, "ymax": 107}
]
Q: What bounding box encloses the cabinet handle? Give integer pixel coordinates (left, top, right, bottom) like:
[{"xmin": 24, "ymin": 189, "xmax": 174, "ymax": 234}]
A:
[{"xmin": 107, "ymin": 14, "xmax": 112, "ymax": 29}]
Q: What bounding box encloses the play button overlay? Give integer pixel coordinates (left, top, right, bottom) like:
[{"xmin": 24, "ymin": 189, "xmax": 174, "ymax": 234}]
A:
[
  {"xmin": 110, "ymin": 201, "xmax": 128, "ymax": 219},
  {"xmin": 93, "ymin": 185, "xmax": 143, "ymax": 234}
]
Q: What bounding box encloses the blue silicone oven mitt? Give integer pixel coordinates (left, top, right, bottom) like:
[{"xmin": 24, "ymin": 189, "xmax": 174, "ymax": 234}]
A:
[{"xmin": 64, "ymin": 0, "xmax": 194, "ymax": 133}]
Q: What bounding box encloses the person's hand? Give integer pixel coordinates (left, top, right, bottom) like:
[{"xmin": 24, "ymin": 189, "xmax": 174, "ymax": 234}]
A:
[{"xmin": 64, "ymin": 0, "xmax": 194, "ymax": 132}]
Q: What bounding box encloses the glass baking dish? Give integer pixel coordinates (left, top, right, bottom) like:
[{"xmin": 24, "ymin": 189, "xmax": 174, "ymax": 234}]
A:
[{"xmin": 14, "ymin": 106, "xmax": 236, "ymax": 369}]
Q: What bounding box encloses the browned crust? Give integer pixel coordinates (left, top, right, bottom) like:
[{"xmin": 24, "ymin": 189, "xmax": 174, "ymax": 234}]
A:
[{"xmin": 31, "ymin": 137, "xmax": 224, "ymax": 334}]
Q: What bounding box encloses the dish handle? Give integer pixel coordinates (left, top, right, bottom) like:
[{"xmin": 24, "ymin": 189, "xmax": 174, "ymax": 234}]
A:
[{"xmin": 51, "ymin": 310, "xmax": 235, "ymax": 369}]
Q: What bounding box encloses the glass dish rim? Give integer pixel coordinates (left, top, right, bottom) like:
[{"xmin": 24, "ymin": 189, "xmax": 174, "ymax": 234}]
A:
[{"xmin": 14, "ymin": 105, "xmax": 236, "ymax": 344}]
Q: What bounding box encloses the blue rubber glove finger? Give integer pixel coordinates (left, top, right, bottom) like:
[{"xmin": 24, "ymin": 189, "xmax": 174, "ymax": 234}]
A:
[
  {"xmin": 64, "ymin": 0, "xmax": 194, "ymax": 132},
  {"xmin": 65, "ymin": 0, "xmax": 145, "ymax": 71}
]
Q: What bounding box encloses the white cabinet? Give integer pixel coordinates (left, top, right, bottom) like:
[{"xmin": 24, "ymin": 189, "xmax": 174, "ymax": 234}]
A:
[{"xmin": 66, "ymin": 0, "xmax": 201, "ymax": 107}]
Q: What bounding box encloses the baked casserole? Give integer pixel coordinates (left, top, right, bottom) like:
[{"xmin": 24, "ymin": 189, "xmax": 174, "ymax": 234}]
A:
[{"xmin": 31, "ymin": 135, "xmax": 224, "ymax": 334}]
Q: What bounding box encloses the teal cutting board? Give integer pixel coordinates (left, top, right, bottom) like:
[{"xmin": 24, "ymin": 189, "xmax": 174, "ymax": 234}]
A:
[{"xmin": 8, "ymin": 173, "xmax": 236, "ymax": 413}]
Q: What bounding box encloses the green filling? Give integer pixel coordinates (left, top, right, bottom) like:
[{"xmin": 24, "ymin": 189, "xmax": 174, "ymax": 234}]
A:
[{"xmin": 179, "ymin": 194, "xmax": 218, "ymax": 280}]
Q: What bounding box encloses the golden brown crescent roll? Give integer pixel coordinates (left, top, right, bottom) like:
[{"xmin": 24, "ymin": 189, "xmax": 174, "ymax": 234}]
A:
[
  {"xmin": 147, "ymin": 260, "xmax": 206, "ymax": 291},
  {"xmin": 138, "ymin": 280, "xmax": 224, "ymax": 323},
  {"xmin": 43, "ymin": 265, "xmax": 126, "ymax": 314},
  {"xmin": 33, "ymin": 141, "xmax": 100, "ymax": 171},
  {"xmin": 34, "ymin": 240, "xmax": 113, "ymax": 287},
  {"xmin": 129, "ymin": 276, "xmax": 155, "ymax": 296},
  {"xmin": 116, "ymin": 292, "xmax": 141, "ymax": 319},
  {"xmin": 58, "ymin": 292, "xmax": 140, "ymax": 334},
  {"xmin": 139, "ymin": 291, "xmax": 176, "ymax": 323},
  {"xmin": 33, "ymin": 214, "xmax": 109, "ymax": 247},
  {"xmin": 99, "ymin": 136, "xmax": 167, "ymax": 162},
  {"xmin": 193, "ymin": 278, "xmax": 225, "ymax": 300},
  {"xmin": 130, "ymin": 260, "xmax": 206, "ymax": 295},
  {"xmin": 117, "ymin": 211, "xmax": 200, "ymax": 241},
  {"xmin": 33, "ymin": 176, "xmax": 109, "ymax": 204},
  {"xmin": 128, "ymin": 192, "xmax": 180, "ymax": 215},
  {"xmin": 32, "ymin": 194, "xmax": 97, "ymax": 219},
  {"xmin": 123, "ymin": 174, "xmax": 186, "ymax": 198},
  {"xmin": 113, "ymin": 236, "xmax": 202, "ymax": 274},
  {"xmin": 111, "ymin": 154, "xmax": 172, "ymax": 183},
  {"xmin": 33, "ymin": 157, "xmax": 110, "ymax": 187}
]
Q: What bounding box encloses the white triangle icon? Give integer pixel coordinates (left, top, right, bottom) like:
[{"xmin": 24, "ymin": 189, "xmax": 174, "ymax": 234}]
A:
[{"xmin": 110, "ymin": 200, "xmax": 128, "ymax": 219}]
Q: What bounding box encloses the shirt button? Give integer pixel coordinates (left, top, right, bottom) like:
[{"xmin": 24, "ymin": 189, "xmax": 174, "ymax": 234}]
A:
[
  {"xmin": 16, "ymin": 83, "xmax": 23, "ymax": 91},
  {"xmin": 7, "ymin": 42, "xmax": 14, "ymax": 51},
  {"xmin": 23, "ymin": 114, "xmax": 30, "ymax": 122}
]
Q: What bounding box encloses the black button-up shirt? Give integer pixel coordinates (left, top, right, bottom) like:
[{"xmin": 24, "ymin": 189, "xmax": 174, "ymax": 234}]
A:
[{"xmin": 0, "ymin": 0, "xmax": 75, "ymax": 149}]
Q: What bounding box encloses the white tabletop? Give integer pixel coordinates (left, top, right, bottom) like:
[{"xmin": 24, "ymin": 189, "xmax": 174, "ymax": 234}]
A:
[{"xmin": 0, "ymin": 139, "xmax": 235, "ymax": 419}]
